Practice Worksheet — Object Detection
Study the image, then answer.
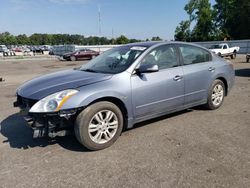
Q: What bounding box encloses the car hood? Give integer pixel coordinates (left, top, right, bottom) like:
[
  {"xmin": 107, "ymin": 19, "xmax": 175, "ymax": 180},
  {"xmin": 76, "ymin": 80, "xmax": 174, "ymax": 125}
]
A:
[{"xmin": 17, "ymin": 69, "xmax": 112, "ymax": 100}]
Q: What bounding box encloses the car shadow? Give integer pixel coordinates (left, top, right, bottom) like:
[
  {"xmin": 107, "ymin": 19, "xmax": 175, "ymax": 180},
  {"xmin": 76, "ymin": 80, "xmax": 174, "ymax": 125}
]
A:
[
  {"xmin": 0, "ymin": 113, "xmax": 88, "ymax": 152},
  {"xmin": 1, "ymin": 108, "xmax": 201, "ymax": 152},
  {"xmin": 235, "ymin": 69, "xmax": 250, "ymax": 77}
]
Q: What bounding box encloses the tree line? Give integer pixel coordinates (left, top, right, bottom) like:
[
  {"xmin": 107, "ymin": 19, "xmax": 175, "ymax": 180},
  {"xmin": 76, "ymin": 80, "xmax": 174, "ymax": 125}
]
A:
[
  {"xmin": 0, "ymin": 32, "xmax": 163, "ymax": 46},
  {"xmin": 175, "ymin": 0, "xmax": 250, "ymax": 42}
]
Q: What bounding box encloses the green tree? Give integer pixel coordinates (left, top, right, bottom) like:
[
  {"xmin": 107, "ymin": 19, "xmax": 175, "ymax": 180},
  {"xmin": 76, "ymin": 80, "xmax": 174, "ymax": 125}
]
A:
[
  {"xmin": 174, "ymin": 21, "xmax": 190, "ymax": 41},
  {"xmin": 151, "ymin": 36, "xmax": 162, "ymax": 41},
  {"xmin": 214, "ymin": 0, "xmax": 250, "ymax": 39},
  {"xmin": 213, "ymin": 0, "xmax": 236, "ymax": 39},
  {"xmin": 115, "ymin": 35, "xmax": 129, "ymax": 44},
  {"xmin": 0, "ymin": 32, "xmax": 17, "ymax": 45},
  {"xmin": 16, "ymin": 34, "xmax": 29, "ymax": 45},
  {"xmin": 175, "ymin": 0, "xmax": 214, "ymax": 41}
]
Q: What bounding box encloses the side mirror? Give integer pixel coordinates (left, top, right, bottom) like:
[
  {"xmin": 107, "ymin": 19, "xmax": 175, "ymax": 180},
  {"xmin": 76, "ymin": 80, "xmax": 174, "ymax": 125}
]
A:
[{"xmin": 137, "ymin": 64, "xmax": 159, "ymax": 74}]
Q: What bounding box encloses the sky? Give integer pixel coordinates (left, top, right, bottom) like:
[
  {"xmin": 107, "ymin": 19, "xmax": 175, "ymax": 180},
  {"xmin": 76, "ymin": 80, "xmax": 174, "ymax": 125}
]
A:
[{"xmin": 0, "ymin": 0, "xmax": 215, "ymax": 40}]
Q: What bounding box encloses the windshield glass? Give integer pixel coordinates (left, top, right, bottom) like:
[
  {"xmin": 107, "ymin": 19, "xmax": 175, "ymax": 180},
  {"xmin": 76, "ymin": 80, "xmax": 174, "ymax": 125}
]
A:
[
  {"xmin": 80, "ymin": 45, "xmax": 147, "ymax": 74},
  {"xmin": 210, "ymin": 44, "xmax": 223, "ymax": 49}
]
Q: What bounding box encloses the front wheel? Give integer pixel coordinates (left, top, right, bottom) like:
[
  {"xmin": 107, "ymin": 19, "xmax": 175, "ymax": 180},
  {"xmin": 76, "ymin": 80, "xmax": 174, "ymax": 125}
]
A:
[
  {"xmin": 70, "ymin": 56, "xmax": 76, "ymax": 61},
  {"xmin": 205, "ymin": 80, "xmax": 225, "ymax": 110},
  {"xmin": 74, "ymin": 101, "xmax": 124, "ymax": 150}
]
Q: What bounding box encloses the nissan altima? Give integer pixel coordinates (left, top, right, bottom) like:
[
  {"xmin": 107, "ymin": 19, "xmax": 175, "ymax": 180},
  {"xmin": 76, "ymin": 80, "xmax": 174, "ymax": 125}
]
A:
[{"xmin": 14, "ymin": 42, "xmax": 235, "ymax": 150}]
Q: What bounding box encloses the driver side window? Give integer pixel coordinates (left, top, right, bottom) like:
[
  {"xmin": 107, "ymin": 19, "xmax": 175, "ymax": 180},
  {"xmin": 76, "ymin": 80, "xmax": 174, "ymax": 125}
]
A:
[{"xmin": 140, "ymin": 45, "xmax": 178, "ymax": 70}]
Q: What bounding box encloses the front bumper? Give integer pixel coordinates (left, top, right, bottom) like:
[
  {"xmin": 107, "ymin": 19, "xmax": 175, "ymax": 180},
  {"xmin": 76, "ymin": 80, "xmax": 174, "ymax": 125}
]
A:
[{"xmin": 14, "ymin": 95, "xmax": 81, "ymax": 138}]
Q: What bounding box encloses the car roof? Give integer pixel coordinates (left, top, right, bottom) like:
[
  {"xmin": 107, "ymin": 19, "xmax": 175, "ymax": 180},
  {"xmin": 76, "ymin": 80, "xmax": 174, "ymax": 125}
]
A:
[{"xmin": 124, "ymin": 41, "xmax": 210, "ymax": 51}]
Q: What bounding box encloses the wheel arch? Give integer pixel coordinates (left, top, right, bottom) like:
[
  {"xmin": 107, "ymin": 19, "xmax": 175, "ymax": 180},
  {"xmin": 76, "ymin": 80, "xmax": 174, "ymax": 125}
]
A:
[{"xmin": 88, "ymin": 96, "xmax": 129, "ymax": 129}]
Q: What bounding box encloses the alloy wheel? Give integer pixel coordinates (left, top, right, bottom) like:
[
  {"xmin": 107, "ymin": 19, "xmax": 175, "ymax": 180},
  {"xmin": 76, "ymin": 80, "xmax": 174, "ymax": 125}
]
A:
[
  {"xmin": 88, "ymin": 110, "xmax": 118, "ymax": 144},
  {"xmin": 211, "ymin": 84, "xmax": 224, "ymax": 106}
]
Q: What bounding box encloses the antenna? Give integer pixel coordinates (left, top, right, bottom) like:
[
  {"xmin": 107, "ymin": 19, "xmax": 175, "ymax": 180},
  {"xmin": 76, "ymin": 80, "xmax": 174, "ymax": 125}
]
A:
[{"xmin": 98, "ymin": 5, "xmax": 101, "ymax": 37}]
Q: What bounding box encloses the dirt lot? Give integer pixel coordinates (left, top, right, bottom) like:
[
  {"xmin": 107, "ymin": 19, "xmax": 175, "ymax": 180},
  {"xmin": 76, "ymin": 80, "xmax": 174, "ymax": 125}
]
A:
[{"xmin": 0, "ymin": 56, "xmax": 250, "ymax": 188}]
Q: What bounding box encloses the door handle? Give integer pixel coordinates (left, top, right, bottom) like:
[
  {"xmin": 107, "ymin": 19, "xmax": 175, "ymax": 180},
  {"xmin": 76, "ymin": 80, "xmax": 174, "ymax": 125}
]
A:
[
  {"xmin": 173, "ymin": 75, "xmax": 183, "ymax": 81},
  {"xmin": 208, "ymin": 67, "xmax": 215, "ymax": 72}
]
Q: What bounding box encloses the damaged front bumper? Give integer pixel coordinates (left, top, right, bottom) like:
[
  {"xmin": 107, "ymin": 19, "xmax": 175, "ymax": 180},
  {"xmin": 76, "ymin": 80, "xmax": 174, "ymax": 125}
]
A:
[{"xmin": 13, "ymin": 96, "xmax": 82, "ymax": 138}]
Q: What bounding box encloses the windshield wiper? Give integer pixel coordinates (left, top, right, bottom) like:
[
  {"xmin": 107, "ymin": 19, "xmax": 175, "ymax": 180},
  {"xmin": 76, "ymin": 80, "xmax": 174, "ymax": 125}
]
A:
[{"xmin": 82, "ymin": 69, "xmax": 98, "ymax": 73}]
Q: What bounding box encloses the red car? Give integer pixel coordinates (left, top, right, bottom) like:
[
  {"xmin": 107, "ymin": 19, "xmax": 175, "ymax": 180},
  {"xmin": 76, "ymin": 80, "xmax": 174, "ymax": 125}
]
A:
[{"xmin": 62, "ymin": 49, "xmax": 100, "ymax": 61}]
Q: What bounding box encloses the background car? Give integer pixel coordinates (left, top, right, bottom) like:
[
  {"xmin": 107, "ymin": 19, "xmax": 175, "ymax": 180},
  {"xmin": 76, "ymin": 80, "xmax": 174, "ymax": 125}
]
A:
[
  {"xmin": 210, "ymin": 43, "xmax": 240, "ymax": 59},
  {"xmin": 0, "ymin": 45, "xmax": 16, "ymax": 56},
  {"xmin": 62, "ymin": 48, "xmax": 100, "ymax": 61},
  {"xmin": 0, "ymin": 45, "xmax": 10, "ymax": 56}
]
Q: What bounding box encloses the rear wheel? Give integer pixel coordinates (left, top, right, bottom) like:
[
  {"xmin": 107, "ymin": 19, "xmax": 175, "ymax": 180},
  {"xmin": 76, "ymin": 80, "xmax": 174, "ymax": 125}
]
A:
[
  {"xmin": 231, "ymin": 51, "xmax": 236, "ymax": 59},
  {"xmin": 74, "ymin": 101, "xmax": 124, "ymax": 150},
  {"xmin": 205, "ymin": 80, "xmax": 225, "ymax": 110}
]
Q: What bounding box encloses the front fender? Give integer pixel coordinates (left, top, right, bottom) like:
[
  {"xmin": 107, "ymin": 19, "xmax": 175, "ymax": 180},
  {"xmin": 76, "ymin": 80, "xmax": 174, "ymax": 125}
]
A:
[{"xmin": 59, "ymin": 74, "xmax": 133, "ymax": 122}]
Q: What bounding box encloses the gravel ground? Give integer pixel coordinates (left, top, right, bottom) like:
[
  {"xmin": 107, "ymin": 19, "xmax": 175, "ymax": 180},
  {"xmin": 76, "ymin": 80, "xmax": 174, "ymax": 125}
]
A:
[{"xmin": 0, "ymin": 56, "xmax": 250, "ymax": 188}]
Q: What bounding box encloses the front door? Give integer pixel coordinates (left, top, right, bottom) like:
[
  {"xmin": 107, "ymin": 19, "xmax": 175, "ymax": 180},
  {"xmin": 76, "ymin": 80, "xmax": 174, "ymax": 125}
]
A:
[{"xmin": 131, "ymin": 44, "xmax": 184, "ymax": 119}]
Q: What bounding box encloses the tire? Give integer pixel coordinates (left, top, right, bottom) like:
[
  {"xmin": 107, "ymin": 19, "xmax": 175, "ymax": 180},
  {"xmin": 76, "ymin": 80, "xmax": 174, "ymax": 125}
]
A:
[
  {"xmin": 231, "ymin": 52, "xmax": 236, "ymax": 59},
  {"xmin": 234, "ymin": 51, "xmax": 237, "ymax": 58},
  {"xmin": 70, "ymin": 56, "xmax": 76, "ymax": 61},
  {"xmin": 218, "ymin": 53, "xmax": 222, "ymax": 57},
  {"xmin": 74, "ymin": 101, "xmax": 124, "ymax": 151},
  {"xmin": 205, "ymin": 79, "xmax": 225, "ymax": 110},
  {"xmin": 91, "ymin": 55, "xmax": 96, "ymax": 59},
  {"xmin": 247, "ymin": 58, "xmax": 249, "ymax": 63}
]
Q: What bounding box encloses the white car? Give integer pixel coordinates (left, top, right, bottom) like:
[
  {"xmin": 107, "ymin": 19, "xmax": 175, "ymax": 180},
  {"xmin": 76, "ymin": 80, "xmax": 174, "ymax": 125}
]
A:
[{"xmin": 210, "ymin": 43, "xmax": 240, "ymax": 59}]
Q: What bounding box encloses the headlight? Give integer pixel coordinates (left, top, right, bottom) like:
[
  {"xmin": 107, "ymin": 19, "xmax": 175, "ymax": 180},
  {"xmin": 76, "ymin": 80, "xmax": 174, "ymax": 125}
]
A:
[{"xmin": 29, "ymin": 89, "xmax": 78, "ymax": 113}]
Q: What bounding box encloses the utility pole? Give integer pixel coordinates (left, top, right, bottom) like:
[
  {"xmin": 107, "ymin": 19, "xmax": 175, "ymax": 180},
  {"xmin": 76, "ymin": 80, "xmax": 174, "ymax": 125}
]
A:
[
  {"xmin": 98, "ymin": 5, "xmax": 101, "ymax": 37},
  {"xmin": 111, "ymin": 27, "xmax": 114, "ymax": 44}
]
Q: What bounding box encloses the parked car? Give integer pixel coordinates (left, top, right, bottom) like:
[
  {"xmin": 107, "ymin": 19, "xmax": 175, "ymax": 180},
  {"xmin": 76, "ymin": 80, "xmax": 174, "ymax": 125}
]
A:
[
  {"xmin": 30, "ymin": 46, "xmax": 44, "ymax": 54},
  {"xmin": 62, "ymin": 48, "xmax": 100, "ymax": 61},
  {"xmin": 0, "ymin": 45, "xmax": 16, "ymax": 56},
  {"xmin": 14, "ymin": 42, "xmax": 235, "ymax": 150},
  {"xmin": 12, "ymin": 47, "xmax": 23, "ymax": 52},
  {"xmin": 247, "ymin": 54, "xmax": 250, "ymax": 63},
  {"xmin": 0, "ymin": 45, "xmax": 10, "ymax": 56},
  {"xmin": 210, "ymin": 43, "xmax": 240, "ymax": 59}
]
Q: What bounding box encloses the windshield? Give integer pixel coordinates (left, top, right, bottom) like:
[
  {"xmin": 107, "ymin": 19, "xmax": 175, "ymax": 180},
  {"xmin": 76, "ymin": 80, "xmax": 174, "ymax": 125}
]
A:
[
  {"xmin": 80, "ymin": 45, "xmax": 147, "ymax": 74},
  {"xmin": 210, "ymin": 44, "xmax": 223, "ymax": 49}
]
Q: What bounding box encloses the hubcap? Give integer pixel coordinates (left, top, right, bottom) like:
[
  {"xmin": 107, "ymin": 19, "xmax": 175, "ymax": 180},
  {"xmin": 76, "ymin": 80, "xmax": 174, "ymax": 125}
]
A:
[
  {"xmin": 88, "ymin": 110, "xmax": 118, "ymax": 144},
  {"xmin": 211, "ymin": 84, "xmax": 224, "ymax": 106}
]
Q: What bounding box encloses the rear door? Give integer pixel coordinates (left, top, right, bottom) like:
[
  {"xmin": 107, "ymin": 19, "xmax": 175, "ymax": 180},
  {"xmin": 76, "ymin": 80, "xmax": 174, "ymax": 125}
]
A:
[
  {"xmin": 131, "ymin": 44, "xmax": 184, "ymax": 118},
  {"xmin": 178, "ymin": 44, "xmax": 214, "ymax": 106}
]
